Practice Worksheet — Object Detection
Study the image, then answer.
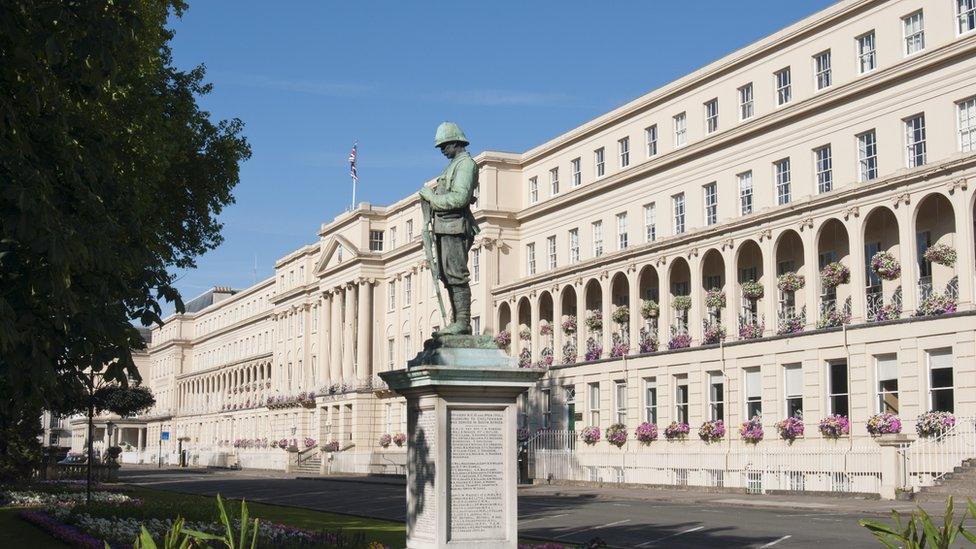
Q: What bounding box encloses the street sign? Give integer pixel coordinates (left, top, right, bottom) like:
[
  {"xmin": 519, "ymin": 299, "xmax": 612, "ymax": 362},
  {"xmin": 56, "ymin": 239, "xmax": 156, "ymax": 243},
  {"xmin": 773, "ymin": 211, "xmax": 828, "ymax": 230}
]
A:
[{"xmin": 161, "ymin": 431, "xmax": 170, "ymax": 441}]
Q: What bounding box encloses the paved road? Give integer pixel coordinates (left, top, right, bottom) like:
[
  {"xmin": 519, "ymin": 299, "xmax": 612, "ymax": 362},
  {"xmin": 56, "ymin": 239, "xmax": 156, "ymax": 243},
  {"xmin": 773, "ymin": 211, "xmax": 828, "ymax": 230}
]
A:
[{"xmin": 120, "ymin": 468, "xmax": 883, "ymax": 548}]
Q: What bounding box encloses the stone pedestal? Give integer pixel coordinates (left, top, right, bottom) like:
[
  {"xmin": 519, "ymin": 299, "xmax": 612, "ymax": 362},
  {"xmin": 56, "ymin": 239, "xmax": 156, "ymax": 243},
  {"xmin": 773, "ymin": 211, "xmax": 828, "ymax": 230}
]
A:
[{"xmin": 380, "ymin": 335, "xmax": 544, "ymax": 549}]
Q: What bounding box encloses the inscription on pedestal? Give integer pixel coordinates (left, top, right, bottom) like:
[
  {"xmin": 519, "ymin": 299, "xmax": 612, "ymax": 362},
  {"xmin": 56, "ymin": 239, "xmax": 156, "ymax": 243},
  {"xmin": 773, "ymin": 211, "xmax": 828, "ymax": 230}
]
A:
[
  {"xmin": 410, "ymin": 407, "xmax": 437, "ymax": 539},
  {"xmin": 448, "ymin": 409, "xmax": 506, "ymax": 541}
]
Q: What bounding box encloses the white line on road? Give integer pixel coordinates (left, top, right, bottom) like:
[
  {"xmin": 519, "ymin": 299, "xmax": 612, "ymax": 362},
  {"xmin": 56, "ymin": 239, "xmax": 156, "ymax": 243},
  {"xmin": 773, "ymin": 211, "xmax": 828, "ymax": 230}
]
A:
[
  {"xmin": 553, "ymin": 519, "xmax": 632, "ymax": 540},
  {"xmin": 758, "ymin": 535, "xmax": 792, "ymax": 547},
  {"xmin": 519, "ymin": 513, "xmax": 568, "ymax": 524},
  {"xmin": 635, "ymin": 526, "xmax": 705, "ymax": 547}
]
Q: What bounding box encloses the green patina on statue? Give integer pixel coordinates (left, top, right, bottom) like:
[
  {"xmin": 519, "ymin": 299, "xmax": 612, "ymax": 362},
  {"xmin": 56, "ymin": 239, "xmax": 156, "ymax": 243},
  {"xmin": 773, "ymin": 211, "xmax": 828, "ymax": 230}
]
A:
[{"xmin": 418, "ymin": 122, "xmax": 480, "ymax": 337}]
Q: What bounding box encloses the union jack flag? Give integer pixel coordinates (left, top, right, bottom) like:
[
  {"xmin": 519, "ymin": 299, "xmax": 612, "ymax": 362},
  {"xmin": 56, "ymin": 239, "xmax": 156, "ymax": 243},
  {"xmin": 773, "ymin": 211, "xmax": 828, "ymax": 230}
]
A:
[{"xmin": 348, "ymin": 142, "xmax": 358, "ymax": 182}]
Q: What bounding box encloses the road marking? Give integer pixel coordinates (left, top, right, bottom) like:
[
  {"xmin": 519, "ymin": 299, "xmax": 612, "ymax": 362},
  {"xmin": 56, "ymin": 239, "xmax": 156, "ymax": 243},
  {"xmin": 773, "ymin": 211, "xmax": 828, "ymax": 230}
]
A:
[
  {"xmin": 553, "ymin": 519, "xmax": 632, "ymax": 540},
  {"xmin": 758, "ymin": 535, "xmax": 792, "ymax": 547},
  {"xmin": 635, "ymin": 526, "xmax": 705, "ymax": 547},
  {"xmin": 519, "ymin": 513, "xmax": 568, "ymax": 524},
  {"xmin": 714, "ymin": 498, "xmax": 833, "ymax": 509}
]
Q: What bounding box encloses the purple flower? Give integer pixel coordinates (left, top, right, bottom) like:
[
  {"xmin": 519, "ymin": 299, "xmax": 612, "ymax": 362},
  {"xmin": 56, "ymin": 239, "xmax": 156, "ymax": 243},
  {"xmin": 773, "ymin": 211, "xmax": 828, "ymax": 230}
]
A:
[
  {"xmin": 579, "ymin": 426, "xmax": 601, "ymax": 445},
  {"xmin": 668, "ymin": 333, "xmax": 691, "ymax": 349},
  {"xmin": 606, "ymin": 424, "xmax": 627, "ymax": 448},
  {"xmin": 635, "ymin": 422, "xmax": 658, "ymax": 444},
  {"xmin": 818, "ymin": 414, "xmax": 850, "ymax": 438},
  {"xmin": 774, "ymin": 416, "xmax": 805, "ymax": 442},
  {"xmin": 698, "ymin": 420, "xmax": 726, "ymax": 443},
  {"xmin": 739, "ymin": 416, "xmax": 764, "ymax": 443},
  {"xmin": 664, "ymin": 422, "xmax": 690, "ymax": 440},
  {"xmin": 866, "ymin": 413, "xmax": 902, "ymax": 436}
]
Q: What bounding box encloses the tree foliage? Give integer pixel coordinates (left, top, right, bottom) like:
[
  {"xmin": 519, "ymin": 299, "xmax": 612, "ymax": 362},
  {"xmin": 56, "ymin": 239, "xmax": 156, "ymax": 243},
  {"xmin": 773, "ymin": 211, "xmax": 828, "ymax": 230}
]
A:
[
  {"xmin": 94, "ymin": 385, "xmax": 156, "ymax": 417},
  {"xmin": 0, "ymin": 0, "xmax": 251, "ymax": 428}
]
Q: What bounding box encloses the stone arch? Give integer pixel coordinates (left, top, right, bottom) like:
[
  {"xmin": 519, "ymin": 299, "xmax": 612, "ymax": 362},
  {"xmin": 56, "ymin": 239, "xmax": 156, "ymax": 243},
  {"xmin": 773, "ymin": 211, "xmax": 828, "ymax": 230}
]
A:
[
  {"xmin": 496, "ymin": 301, "xmax": 512, "ymax": 336},
  {"xmin": 862, "ymin": 205, "xmax": 901, "ymax": 314},
  {"xmin": 775, "ymin": 229, "xmax": 806, "ymax": 320},
  {"xmin": 735, "ymin": 239, "xmax": 764, "ymax": 326},
  {"xmin": 700, "ymin": 248, "xmax": 726, "ymax": 324},
  {"xmin": 913, "ymin": 192, "xmax": 957, "ymax": 297},
  {"xmin": 583, "ymin": 279, "xmax": 603, "ymax": 337}
]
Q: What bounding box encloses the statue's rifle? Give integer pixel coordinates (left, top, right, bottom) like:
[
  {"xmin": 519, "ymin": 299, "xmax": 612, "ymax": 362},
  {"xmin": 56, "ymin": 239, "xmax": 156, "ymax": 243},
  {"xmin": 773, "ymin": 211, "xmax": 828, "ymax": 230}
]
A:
[{"xmin": 421, "ymin": 198, "xmax": 449, "ymax": 327}]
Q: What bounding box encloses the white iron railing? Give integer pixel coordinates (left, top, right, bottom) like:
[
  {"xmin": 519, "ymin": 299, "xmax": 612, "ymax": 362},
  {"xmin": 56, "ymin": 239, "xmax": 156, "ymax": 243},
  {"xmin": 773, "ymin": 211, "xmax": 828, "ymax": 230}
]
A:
[
  {"xmin": 528, "ymin": 430, "xmax": 881, "ymax": 495},
  {"xmin": 901, "ymin": 416, "xmax": 976, "ymax": 491}
]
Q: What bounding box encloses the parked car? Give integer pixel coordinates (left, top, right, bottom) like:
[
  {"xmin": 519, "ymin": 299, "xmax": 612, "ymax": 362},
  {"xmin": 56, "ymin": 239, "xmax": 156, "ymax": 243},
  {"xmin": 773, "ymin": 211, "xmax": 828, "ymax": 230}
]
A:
[{"xmin": 57, "ymin": 454, "xmax": 87, "ymax": 465}]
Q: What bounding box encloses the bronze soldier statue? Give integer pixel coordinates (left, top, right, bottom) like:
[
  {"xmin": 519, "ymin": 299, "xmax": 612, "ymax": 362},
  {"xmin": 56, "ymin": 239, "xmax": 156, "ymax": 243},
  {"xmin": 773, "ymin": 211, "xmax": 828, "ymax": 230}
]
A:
[{"xmin": 418, "ymin": 122, "xmax": 479, "ymax": 337}]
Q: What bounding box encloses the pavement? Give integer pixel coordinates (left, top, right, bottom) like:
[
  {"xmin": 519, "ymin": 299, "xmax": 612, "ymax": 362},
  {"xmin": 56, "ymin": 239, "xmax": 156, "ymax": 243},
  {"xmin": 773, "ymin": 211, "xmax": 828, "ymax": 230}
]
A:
[{"xmin": 117, "ymin": 467, "xmax": 943, "ymax": 548}]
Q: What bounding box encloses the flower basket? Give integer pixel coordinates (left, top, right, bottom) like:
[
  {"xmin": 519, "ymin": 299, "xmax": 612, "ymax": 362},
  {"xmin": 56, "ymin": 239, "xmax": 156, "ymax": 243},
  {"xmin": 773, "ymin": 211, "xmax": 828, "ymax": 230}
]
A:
[
  {"xmin": 635, "ymin": 422, "xmax": 658, "ymax": 444},
  {"xmin": 585, "ymin": 311, "xmax": 603, "ymax": 332},
  {"xmin": 579, "ymin": 425, "xmax": 601, "ymax": 445},
  {"xmin": 704, "ymin": 289, "xmax": 726, "ymax": 310},
  {"xmin": 923, "ymin": 243, "xmax": 957, "ymax": 267},
  {"xmin": 304, "ymin": 437, "xmax": 316, "ymax": 449},
  {"xmin": 561, "ymin": 341, "xmax": 577, "ymax": 365},
  {"xmin": 818, "ymin": 414, "xmax": 850, "ymax": 438},
  {"xmin": 668, "ymin": 333, "xmax": 691, "ymax": 349},
  {"xmin": 323, "ymin": 440, "xmax": 340, "ymax": 452},
  {"xmin": 277, "ymin": 438, "xmax": 290, "ymax": 450},
  {"xmin": 916, "ymin": 293, "xmax": 956, "ymax": 317},
  {"xmin": 776, "ymin": 312, "xmax": 805, "ymax": 335},
  {"xmin": 494, "ymin": 330, "xmax": 511, "ymax": 348},
  {"xmin": 611, "ymin": 305, "xmax": 630, "ymax": 326},
  {"xmin": 609, "ymin": 335, "xmax": 629, "ymax": 358},
  {"xmin": 820, "ymin": 262, "xmax": 850, "ymax": 288},
  {"xmin": 518, "ymin": 347, "xmax": 532, "ymax": 368},
  {"xmin": 379, "ymin": 434, "xmax": 392, "ymax": 448},
  {"xmin": 915, "ymin": 411, "xmax": 955, "ymax": 438},
  {"xmin": 817, "ymin": 309, "xmax": 850, "ymax": 329},
  {"xmin": 671, "ymin": 295, "xmax": 692, "ymax": 311},
  {"xmin": 872, "ymin": 303, "xmax": 900, "ymax": 322},
  {"xmin": 870, "ymin": 251, "xmax": 901, "ymax": 280},
  {"xmin": 741, "ymin": 280, "xmax": 764, "ymax": 300},
  {"xmin": 702, "ymin": 323, "xmax": 726, "ymax": 345},
  {"xmin": 584, "ymin": 337, "xmax": 603, "ymax": 361},
  {"xmin": 393, "ymin": 432, "xmax": 407, "ymax": 447},
  {"xmin": 518, "ymin": 327, "xmax": 532, "ymax": 341},
  {"xmin": 774, "ymin": 416, "xmax": 804, "ymax": 442},
  {"xmin": 638, "ymin": 328, "xmax": 658, "ymax": 353},
  {"xmin": 777, "ymin": 272, "xmax": 805, "ymax": 293},
  {"xmin": 664, "ymin": 421, "xmax": 690, "ymax": 440},
  {"xmin": 539, "ymin": 320, "xmax": 553, "ymax": 336},
  {"xmin": 738, "ymin": 318, "xmax": 765, "ymax": 340},
  {"xmin": 866, "ymin": 413, "xmax": 902, "ymax": 436},
  {"xmin": 606, "ymin": 423, "xmax": 627, "ymax": 448},
  {"xmin": 641, "ymin": 299, "xmax": 660, "ymax": 319},
  {"xmin": 536, "ymin": 347, "xmax": 554, "ymax": 368},
  {"xmin": 561, "ymin": 315, "xmax": 577, "ymax": 335},
  {"xmin": 698, "ymin": 420, "xmax": 726, "ymax": 443},
  {"xmin": 739, "ymin": 416, "xmax": 764, "ymax": 443}
]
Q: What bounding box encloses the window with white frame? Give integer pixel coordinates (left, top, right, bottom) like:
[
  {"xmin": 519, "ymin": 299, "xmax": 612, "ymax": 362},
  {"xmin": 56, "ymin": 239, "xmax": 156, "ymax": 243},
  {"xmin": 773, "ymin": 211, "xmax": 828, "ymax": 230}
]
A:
[
  {"xmin": 857, "ymin": 31, "xmax": 877, "ymax": 74},
  {"xmin": 703, "ymin": 182, "xmax": 717, "ymax": 226},
  {"xmin": 547, "ymin": 235, "xmax": 557, "ymax": 270},
  {"xmin": 471, "ymin": 247, "xmax": 480, "ymax": 284},
  {"xmin": 569, "ymin": 228, "xmax": 580, "ymax": 263},
  {"xmin": 738, "ymin": 83, "xmax": 754, "ymax": 120},
  {"xmin": 594, "ymin": 147, "xmax": 605, "ymax": 178},
  {"xmin": 387, "ymin": 281, "xmax": 396, "ymax": 311},
  {"xmin": 858, "ymin": 130, "xmax": 878, "ymax": 182},
  {"xmin": 571, "ymin": 157, "xmax": 582, "ymax": 187},
  {"xmin": 960, "ymin": 97, "xmax": 976, "ymax": 152},
  {"xmin": 541, "ymin": 388, "xmax": 552, "ymax": 429},
  {"xmin": 829, "ymin": 360, "xmax": 849, "ymax": 417},
  {"xmin": 526, "ymin": 243, "xmax": 536, "ymax": 276},
  {"xmin": 784, "ymin": 364, "xmax": 803, "ymax": 418},
  {"xmin": 744, "ymin": 368, "xmax": 762, "ymax": 419},
  {"xmin": 406, "ymin": 219, "xmax": 414, "ymax": 241},
  {"xmin": 929, "ymin": 349, "xmax": 954, "ymax": 413},
  {"xmin": 903, "ymin": 10, "xmax": 925, "ymax": 56},
  {"xmin": 905, "ymin": 114, "xmax": 926, "ymax": 168},
  {"xmin": 775, "ymin": 67, "xmax": 792, "ymax": 106},
  {"xmin": 369, "ymin": 230, "xmax": 384, "ymax": 252},
  {"xmin": 616, "ymin": 212, "xmax": 628, "ymax": 250},
  {"xmin": 403, "ymin": 274, "xmax": 412, "ymax": 306},
  {"xmin": 815, "ymin": 145, "xmax": 833, "ymax": 193},
  {"xmin": 549, "ymin": 167, "xmax": 559, "ymax": 196},
  {"xmin": 592, "ymin": 220, "xmax": 604, "ymax": 258},
  {"xmin": 472, "ymin": 315, "xmax": 480, "ymax": 335},
  {"xmin": 774, "ymin": 158, "xmax": 791, "ymax": 205},
  {"xmin": 614, "ymin": 381, "xmax": 627, "ymax": 424},
  {"xmin": 813, "ymin": 50, "xmax": 832, "ymax": 90},
  {"xmin": 403, "ymin": 334, "xmax": 411, "ymax": 361},
  {"xmin": 673, "ymin": 112, "xmax": 687, "ymax": 147},
  {"xmin": 876, "ymin": 354, "xmax": 899, "ymax": 414},
  {"xmin": 387, "ymin": 338, "xmax": 395, "ymax": 367},
  {"xmin": 529, "ymin": 177, "xmax": 538, "ymax": 204},
  {"xmin": 709, "ymin": 372, "xmax": 724, "ymax": 422},
  {"xmin": 644, "ymin": 203, "xmax": 656, "ymax": 242},
  {"xmin": 704, "ymin": 99, "xmax": 719, "ymax": 133},
  {"xmin": 960, "ymin": 0, "xmax": 976, "ymax": 34},
  {"xmin": 389, "ymin": 226, "xmax": 397, "ymax": 249},
  {"xmin": 645, "ymin": 125, "xmax": 658, "ymax": 157},
  {"xmin": 644, "ymin": 377, "xmax": 658, "ymax": 424},
  {"xmin": 673, "ymin": 193, "xmax": 685, "ymax": 234},
  {"xmin": 618, "ymin": 137, "xmax": 630, "ymax": 168},
  {"xmin": 675, "ymin": 375, "xmax": 689, "ymax": 424},
  {"xmin": 588, "ymin": 382, "xmax": 600, "ymax": 426},
  {"xmin": 738, "ymin": 171, "xmax": 753, "ymax": 215}
]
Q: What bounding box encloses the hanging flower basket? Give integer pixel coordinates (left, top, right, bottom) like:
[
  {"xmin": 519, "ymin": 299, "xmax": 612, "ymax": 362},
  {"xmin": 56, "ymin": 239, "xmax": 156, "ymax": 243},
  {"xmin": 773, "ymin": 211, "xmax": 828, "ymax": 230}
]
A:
[
  {"xmin": 741, "ymin": 280, "xmax": 764, "ymax": 299},
  {"xmin": 379, "ymin": 434, "xmax": 392, "ymax": 448},
  {"xmin": 611, "ymin": 305, "xmax": 630, "ymax": 325},
  {"xmin": 518, "ymin": 327, "xmax": 532, "ymax": 341},
  {"xmin": 774, "ymin": 416, "xmax": 804, "ymax": 442},
  {"xmin": 664, "ymin": 422, "xmax": 690, "ymax": 440},
  {"xmin": 820, "ymin": 262, "xmax": 850, "ymax": 288},
  {"xmin": 866, "ymin": 413, "xmax": 902, "ymax": 436},
  {"xmin": 641, "ymin": 300, "xmax": 660, "ymax": 319},
  {"xmin": 579, "ymin": 425, "xmax": 601, "ymax": 445},
  {"xmin": 494, "ymin": 330, "xmax": 511, "ymax": 348},
  {"xmin": 606, "ymin": 423, "xmax": 628, "ymax": 448},
  {"xmin": 584, "ymin": 311, "xmax": 603, "ymax": 332},
  {"xmin": 777, "ymin": 272, "xmax": 805, "ymax": 293},
  {"xmin": 739, "ymin": 416, "xmax": 764, "ymax": 443},
  {"xmin": 638, "ymin": 328, "xmax": 658, "ymax": 353},
  {"xmin": 561, "ymin": 315, "xmax": 577, "ymax": 335},
  {"xmin": 393, "ymin": 432, "xmax": 407, "ymax": 447},
  {"xmin": 539, "ymin": 320, "xmax": 553, "ymax": 336},
  {"xmin": 698, "ymin": 420, "xmax": 726, "ymax": 443},
  {"xmin": 671, "ymin": 295, "xmax": 692, "ymax": 311},
  {"xmin": 870, "ymin": 251, "xmax": 901, "ymax": 280},
  {"xmin": 635, "ymin": 422, "xmax": 658, "ymax": 444},
  {"xmin": 584, "ymin": 337, "xmax": 603, "ymax": 361},
  {"xmin": 915, "ymin": 411, "xmax": 955, "ymax": 438},
  {"xmin": 704, "ymin": 288, "xmax": 726, "ymax": 310},
  {"xmin": 818, "ymin": 414, "xmax": 850, "ymax": 438},
  {"xmin": 702, "ymin": 323, "xmax": 726, "ymax": 344},
  {"xmin": 923, "ymin": 243, "xmax": 956, "ymax": 267},
  {"xmin": 916, "ymin": 293, "xmax": 956, "ymax": 317}
]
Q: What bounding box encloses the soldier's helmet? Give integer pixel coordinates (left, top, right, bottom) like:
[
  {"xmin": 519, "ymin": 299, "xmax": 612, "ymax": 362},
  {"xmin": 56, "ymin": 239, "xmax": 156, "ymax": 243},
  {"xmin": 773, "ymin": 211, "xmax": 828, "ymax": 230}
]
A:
[{"xmin": 434, "ymin": 122, "xmax": 469, "ymax": 148}]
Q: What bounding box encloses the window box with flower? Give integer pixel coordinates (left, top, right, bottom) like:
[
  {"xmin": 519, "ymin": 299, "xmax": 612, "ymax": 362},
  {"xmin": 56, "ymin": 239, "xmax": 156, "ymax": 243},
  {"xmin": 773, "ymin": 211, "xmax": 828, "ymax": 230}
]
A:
[
  {"xmin": 518, "ymin": 347, "xmax": 532, "ymax": 368},
  {"xmin": 579, "ymin": 425, "xmax": 601, "ymax": 445},
  {"xmin": 539, "ymin": 320, "xmax": 553, "ymax": 337},
  {"xmin": 775, "ymin": 416, "xmax": 804, "ymax": 443},
  {"xmin": 915, "ymin": 411, "xmax": 955, "ymax": 438},
  {"xmin": 393, "ymin": 432, "xmax": 407, "ymax": 447},
  {"xmin": 740, "ymin": 416, "xmax": 764, "ymax": 443},
  {"xmin": 494, "ymin": 330, "xmax": 511, "ymax": 349},
  {"xmin": 609, "ymin": 334, "xmax": 629, "ymax": 358},
  {"xmin": 664, "ymin": 421, "xmax": 690, "ymax": 440},
  {"xmin": 585, "ymin": 311, "xmax": 603, "ymax": 333},
  {"xmin": 671, "ymin": 295, "xmax": 692, "ymax": 311},
  {"xmin": 635, "ymin": 422, "xmax": 658, "ymax": 444},
  {"xmin": 668, "ymin": 331, "xmax": 691, "ymax": 350},
  {"xmin": 916, "ymin": 292, "xmax": 956, "ymax": 317},
  {"xmin": 584, "ymin": 337, "xmax": 603, "ymax": 361},
  {"xmin": 611, "ymin": 305, "xmax": 630, "ymax": 326},
  {"xmin": 641, "ymin": 299, "xmax": 660, "ymax": 319},
  {"xmin": 738, "ymin": 316, "xmax": 765, "ymax": 340},
  {"xmin": 777, "ymin": 272, "xmax": 805, "ymax": 293},
  {"xmin": 561, "ymin": 315, "xmax": 577, "ymax": 335},
  {"xmin": 518, "ymin": 326, "xmax": 532, "ymax": 342},
  {"xmin": 702, "ymin": 322, "xmax": 726, "ymax": 345},
  {"xmin": 561, "ymin": 340, "xmax": 577, "ymax": 365},
  {"xmin": 698, "ymin": 420, "xmax": 725, "ymax": 443},
  {"xmin": 818, "ymin": 414, "xmax": 850, "ymax": 438},
  {"xmin": 776, "ymin": 309, "xmax": 805, "ymax": 335},
  {"xmin": 866, "ymin": 413, "xmax": 902, "ymax": 436},
  {"xmin": 379, "ymin": 434, "xmax": 392, "ymax": 448},
  {"xmin": 638, "ymin": 328, "xmax": 658, "ymax": 353},
  {"xmin": 606, "ymin": 423, "xmax": 628, "ymax": 448}
]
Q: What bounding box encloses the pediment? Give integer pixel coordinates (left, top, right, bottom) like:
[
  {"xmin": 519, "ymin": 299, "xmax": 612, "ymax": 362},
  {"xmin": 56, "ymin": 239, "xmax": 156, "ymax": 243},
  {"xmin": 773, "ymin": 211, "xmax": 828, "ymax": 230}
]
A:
[{"xmin": 313, "ymin": 234, "xmax": 361, "ymax": 274}]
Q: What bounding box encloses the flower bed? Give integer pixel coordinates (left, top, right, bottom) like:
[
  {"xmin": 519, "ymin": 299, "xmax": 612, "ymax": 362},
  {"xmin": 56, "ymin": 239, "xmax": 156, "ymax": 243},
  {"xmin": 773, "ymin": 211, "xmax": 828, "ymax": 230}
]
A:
[
  {"xmin": 818, "ymin": 414, "xmax": 850, "ymax": 438},
  {"xmin": 606, "ymin": 423, "xmax": 627, "ymax": 448},
  {"xmin": 702, "ymin": 323, "xmax": 726, "ymax": 345},
  {"xmin": 866, "ymin": 413, "xmax": 902, "ymax": 436},
  {"xmin": 741, "ymin": 280, "xmax": 764, "ymax": 299},
  {"xmin": 916, "ymin": 292, "xmax": 956, "ymax": 317},
  {"xmin": 671, "ymin": 295, "xmax": 692, "ymax": 311},
  {"xmin": 579, "ymin": 426, "xmax": 601, "ymax": 445},
  {"xmin": 776, "ymin": 272, "xmax": 805, "ymax": 293},
  {"xmin": 916, "ymin": 411, "xmax": 955, "ymax": 438},
  {"xmin": 611, "ymin": 305, "xmax": 630, "ymax": 325},
  {"xmin": 820, "ymin": 262, "xmax": 850, "ymax": 288},
  {"xmin": 664, "ymin": 422, "xmax": 689, "ymax": 440},
  {"xmin": 393, "ymin": 432, "xmax": 407, "ymax": 447},
  {"xmin": 641, "ymin": 299, "xmax": 659, "ymax": 319},
  {"xmin": 635, "ymin": 422, "xmax": 658, "ymax": 444},
  {"xmin": 923, "ymin": 243, "xmax": 956, "ymax": 267},
  {"xmin": 774, "ymin": 416, "xmax": 804, "ymax": 442},
  {"xmin": 561, "ymin": 315, "xmax": 577, "ymax": 335},
  {"xmin": 739, "ymin": 416, "xmax": 763, "ymax": 443},
  {"xmin": 698, "ymin": 420, "xmax": 725, "ymax": 443},
  {"xmin": 18, "ymin": 510, "xmax": 103, "ymax": 549},
  {"xmin": 1, "ymin": 490, "xmax": 134, "ymax": 508},
  {"xmin": 704, "ymin": 288, "xmax": 726, "ymax": 310},
  {"xmin": 870, "ymin": 251, "xmax": 901, "ymax": 280}
]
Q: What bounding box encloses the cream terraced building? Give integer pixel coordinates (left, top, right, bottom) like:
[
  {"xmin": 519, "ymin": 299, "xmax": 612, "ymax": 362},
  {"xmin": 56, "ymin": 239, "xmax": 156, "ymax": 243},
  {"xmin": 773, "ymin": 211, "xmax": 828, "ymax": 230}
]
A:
[{"xmin": 111, "ymin": 0, "xmax": 976, "ymax": 492}]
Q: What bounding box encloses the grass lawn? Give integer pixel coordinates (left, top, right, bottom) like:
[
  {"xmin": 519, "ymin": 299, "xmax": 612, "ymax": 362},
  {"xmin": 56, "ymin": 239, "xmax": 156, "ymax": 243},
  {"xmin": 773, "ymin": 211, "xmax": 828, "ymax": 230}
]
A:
[{"xmin": 0, "ymin": 507, "xmax": 69, "ymax": 549}]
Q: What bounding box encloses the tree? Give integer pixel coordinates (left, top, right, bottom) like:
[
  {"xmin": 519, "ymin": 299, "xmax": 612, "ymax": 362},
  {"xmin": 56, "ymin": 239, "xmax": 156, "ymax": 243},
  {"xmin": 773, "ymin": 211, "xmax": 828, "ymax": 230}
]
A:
[{"xmin": 0, "ymin": 0, "xmax": 250, "ymax": 473}]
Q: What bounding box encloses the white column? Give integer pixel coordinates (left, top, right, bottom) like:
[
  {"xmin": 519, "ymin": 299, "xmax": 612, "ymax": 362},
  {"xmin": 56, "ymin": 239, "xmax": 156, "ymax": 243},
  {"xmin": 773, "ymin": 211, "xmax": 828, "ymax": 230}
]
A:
[
  {"xmin": 848, "ymin": 215, "xmax": 867, "ymax": 323},
  {"xmin": 688, "ymin": 254, "xmax": 703, "ymax": 342},
  {"xmin": 802, "ymin": 227, "xmax": 819, "ymax": 328},
  {"xmin": 321, "ymin": 292, "xmax": 332, "ymax": 385},
  {"xmin": 953, "ymin": 187, "xmax": 974, "ymax": 309},
  {"xmin": 627, "ymin": 270, "xmax": 640, "ymax": 352},
  {"xmin": 723, "ymin": 248, "xmax": 738, "ymax": 334},
  {"xmin": 575, "ymin": 287, "xmax": 586, "ymax": 361},
  {"xmin": 600, "ymin": 278, "xmax": 611, "ymax": 355},
  {"xmin": 330, "ymin": 289, "xmax": 342, "ymax": 385},
  {"xmin": 659, "ymin": 261, "xmax": 671, "ymax": 344},
  {"xmin": 530, "ymin": 294, "xmax": 540, "ymax": 363},
  {"xmin": 343, "ymin": 284, "xmax": 356, "ymax": 384},
  {"xmin": 356, "ymin": 280, "xmax": 372, "ymax": 382},
  {"xmin": 896, "ymin": 205, "xmax": 917, "ymax": 314},
  {"xmin": 553, "ymin": 287, "xmax": 564, "ymax": 363},
  {"xmin": 761, "ymin": 236, "xmax": 776, "ymax": 335}
]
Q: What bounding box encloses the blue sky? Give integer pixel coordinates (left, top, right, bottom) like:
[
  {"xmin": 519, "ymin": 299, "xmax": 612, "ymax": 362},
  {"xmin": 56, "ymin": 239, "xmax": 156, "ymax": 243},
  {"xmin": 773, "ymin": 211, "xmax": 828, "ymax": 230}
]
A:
[{"xmin": 165, "ymin": 1, "xmax": 835, "ymax": 311}]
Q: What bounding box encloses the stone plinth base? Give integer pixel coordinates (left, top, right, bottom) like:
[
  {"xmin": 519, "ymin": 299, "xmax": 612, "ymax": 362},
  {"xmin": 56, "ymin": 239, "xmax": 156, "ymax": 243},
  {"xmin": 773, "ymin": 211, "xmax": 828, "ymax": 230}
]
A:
[{"xmin": 380, "ymin": 340, "xmax": 543, "ymax": 549}]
